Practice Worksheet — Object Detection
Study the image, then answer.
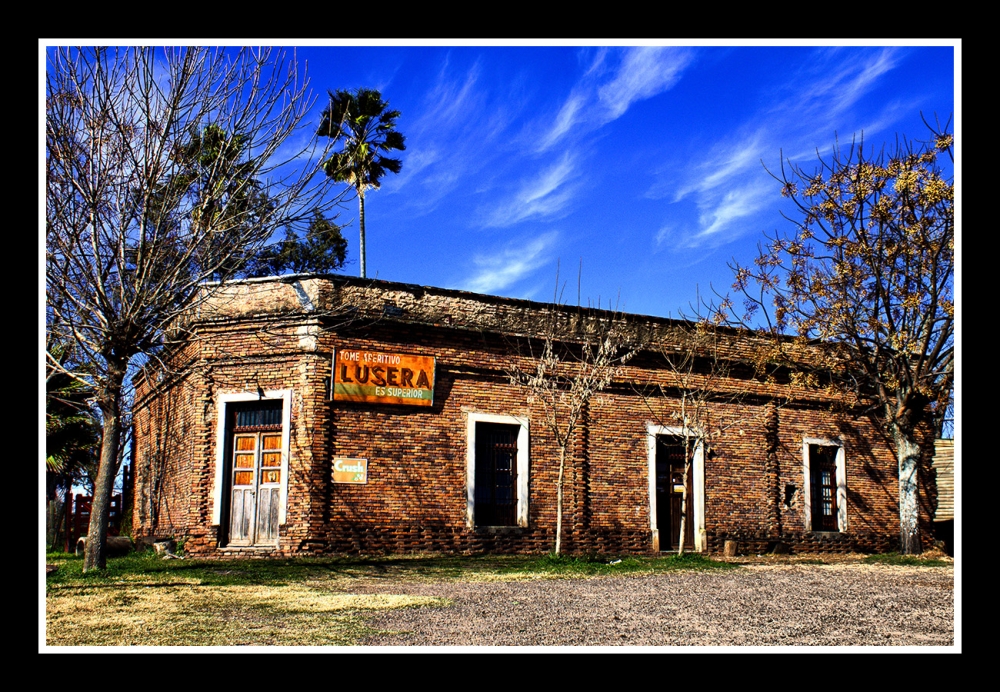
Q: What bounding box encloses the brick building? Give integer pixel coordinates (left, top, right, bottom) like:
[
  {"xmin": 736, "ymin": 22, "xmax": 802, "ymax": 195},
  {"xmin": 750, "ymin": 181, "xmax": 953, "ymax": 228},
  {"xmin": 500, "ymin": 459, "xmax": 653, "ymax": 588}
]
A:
[{"xmin": 131, "ymin": 274, "xmax": 935, "ymax": 557}]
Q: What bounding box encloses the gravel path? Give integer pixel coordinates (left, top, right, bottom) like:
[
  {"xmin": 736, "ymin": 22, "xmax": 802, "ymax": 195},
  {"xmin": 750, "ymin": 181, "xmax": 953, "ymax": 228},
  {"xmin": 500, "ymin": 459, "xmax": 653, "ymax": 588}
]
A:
[{"xmin": 357, "ymin": 564, "xmax": 954, "ymax": 647}]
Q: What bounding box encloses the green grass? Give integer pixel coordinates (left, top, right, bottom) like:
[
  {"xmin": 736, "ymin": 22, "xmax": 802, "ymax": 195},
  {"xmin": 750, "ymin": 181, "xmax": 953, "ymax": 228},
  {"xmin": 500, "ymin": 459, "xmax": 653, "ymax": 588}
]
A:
[
  {"xmin": 47, "ymin": 548, "xmax": 738, "ymax": 588},
  {"xmin": 861, "ymin": 552, "xmax": 951, "ymax": 567}
]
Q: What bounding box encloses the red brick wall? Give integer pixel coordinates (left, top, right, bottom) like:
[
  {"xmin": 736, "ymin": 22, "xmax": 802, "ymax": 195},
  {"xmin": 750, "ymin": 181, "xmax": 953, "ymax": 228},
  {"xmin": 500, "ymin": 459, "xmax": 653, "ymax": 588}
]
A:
[
  {"xmin": 132, "ymin": 278, "xmax": 933, "ymax": 557},
  {"xmin": 132, "ymin": 365, "xmax": 199, "ymax": 540}
]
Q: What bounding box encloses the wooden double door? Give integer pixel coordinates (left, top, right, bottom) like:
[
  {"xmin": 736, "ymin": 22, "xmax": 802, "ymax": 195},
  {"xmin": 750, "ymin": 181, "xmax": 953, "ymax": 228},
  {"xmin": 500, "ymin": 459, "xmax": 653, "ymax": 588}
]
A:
[
  {"xmin": 226, "ymin": 402, "xmax": 284, "ymax": 547},
  {"xmin": 655, "ymin": 436, "xmax": 694, "ymax": 551}
]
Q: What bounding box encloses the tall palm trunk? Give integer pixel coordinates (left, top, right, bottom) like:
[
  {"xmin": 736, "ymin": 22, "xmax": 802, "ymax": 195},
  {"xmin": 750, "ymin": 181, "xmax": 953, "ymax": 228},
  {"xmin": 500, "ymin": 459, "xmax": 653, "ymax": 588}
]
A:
[{"xmin": 357, "ymin": 187, "xmax": 367, "ymax": 279}]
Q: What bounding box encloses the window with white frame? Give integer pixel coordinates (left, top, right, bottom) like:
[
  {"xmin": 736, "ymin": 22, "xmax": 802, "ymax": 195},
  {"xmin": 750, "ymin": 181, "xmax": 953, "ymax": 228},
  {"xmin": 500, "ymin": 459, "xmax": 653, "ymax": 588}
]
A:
[{"xmin": 466, "ymin": 413, "xmax": 529, "ymax": 528}]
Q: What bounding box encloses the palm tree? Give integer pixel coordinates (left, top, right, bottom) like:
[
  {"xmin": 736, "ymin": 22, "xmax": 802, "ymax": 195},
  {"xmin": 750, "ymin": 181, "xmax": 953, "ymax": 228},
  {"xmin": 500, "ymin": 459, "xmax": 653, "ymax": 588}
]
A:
[{"xmin": 317, "ymin": 88, "xmax": 405, "ymax": 278}]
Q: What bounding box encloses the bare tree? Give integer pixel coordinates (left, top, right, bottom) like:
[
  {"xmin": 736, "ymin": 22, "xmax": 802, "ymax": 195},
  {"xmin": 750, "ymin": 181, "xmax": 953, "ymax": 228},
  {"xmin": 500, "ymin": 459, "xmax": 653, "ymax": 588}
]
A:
[
  {"xmin": 506, "ymin": 281, "xmax": 642, "ymax": 555},
  {"xmin": 45, "ymin": 46, "xmax": 340, "ymax": 570}
]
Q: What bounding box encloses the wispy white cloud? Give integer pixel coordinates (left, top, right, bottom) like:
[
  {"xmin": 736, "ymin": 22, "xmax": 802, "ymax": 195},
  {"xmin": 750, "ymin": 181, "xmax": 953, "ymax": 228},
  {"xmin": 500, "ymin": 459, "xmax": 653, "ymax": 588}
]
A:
[
  {"xmin": 538, "ymin": 92, "xmax": 585, "ymax": 152},
  {"xmin": 644, "ymin": 127, "xmax": 770, "ymax": 248},
  {"xmin": 525, "ymin": 154, "xmax": 575, "ymax": 203},
  {"xmin": 784, "ymin": 101, "xmax": 916, "ymax": 164},
  {"xmin": 490, "ymin": 46, "xmax": 696, "ymax": 240},
  {"xmin": 749, "ymin": 47, "xmax": 906, "ymax": 161},
  {"xmin": 598, "ymin": 47, "xmax": 692, "ymax": 120},
  {"xmin": 460, "ymin": 231, "xmax": 559, "ymax": 294},
  {"xmin": 668, "ymin": 129, "xmax": 767, "ymax": 202},
  {"xmin": 653, "ymin": 181, "xmax": 774, "ymax": 253},
  {"xmin": 393, "ymin": 146, "xmax": 440, "ymax": 184},
  {"xmin": 648, "ymin": 47, "xmax": 910, "ymax": 250},
  {"xmin": 481, "ymin": 153, "xmax": 579, "ymax": 227},
  {"xmin": 790, "ymin": 48, "xmax": 900, "ymax": 125},
  {"xmin": 538, "ymin": 47, "xmax": 695, "ymax": 153},
  {"xmin": 582, "ymin": 47, "xmax": 609, "ymax": 77},
  {"xmin": 388, "ymin": 146, "xmax": 466, "ymax": 212},
  {"xmin": 411, "ymin": 57, "xmax": 483, "ymax": 135},
  {"xmin": 689, "ymin": 180, "xmax": 772, "ymax": 245},
  {"xmin": 654, "ymin": 223, "xmax": 674, "ymax": 247},
  {"xmin": 387, "ymin": 55, "xmax": 518, "ymax": 216}
]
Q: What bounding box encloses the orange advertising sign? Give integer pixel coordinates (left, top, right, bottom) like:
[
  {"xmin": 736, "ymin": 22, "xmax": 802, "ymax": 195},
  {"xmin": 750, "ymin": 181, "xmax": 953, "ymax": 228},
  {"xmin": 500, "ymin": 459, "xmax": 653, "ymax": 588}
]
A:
[
  {"xmin": 332, "ymin": 457, "xmax": 368, "ymax": 484},
  {"xmin": 332, "ymin": 349, "xmax": 435, "ymax": 407}
]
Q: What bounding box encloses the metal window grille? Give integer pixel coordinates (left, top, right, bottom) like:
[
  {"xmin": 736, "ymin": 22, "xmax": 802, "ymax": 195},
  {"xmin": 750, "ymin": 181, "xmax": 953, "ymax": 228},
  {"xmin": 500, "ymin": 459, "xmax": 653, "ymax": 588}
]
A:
[
  {"xmin": 475, "ymin": 423, "xmax": 519, "ymax": 526},
  {"xmin": 810, "ymin": 444, "xmax": 840, "ymax": 531},
  {"xmin": 233, "ymin": 401, "xmax": 283, "ymax": 430}
]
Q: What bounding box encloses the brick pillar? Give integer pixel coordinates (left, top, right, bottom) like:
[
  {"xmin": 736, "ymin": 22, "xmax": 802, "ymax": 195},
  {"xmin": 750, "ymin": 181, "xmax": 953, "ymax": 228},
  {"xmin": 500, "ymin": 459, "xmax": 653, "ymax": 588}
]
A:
[
  {"xmin": 764, "ymin": 399, "xmax": 782, "ymax": 537},
  {"xmin": 579, "ymin": 398, "xmax": 591, "ymax": 533}
]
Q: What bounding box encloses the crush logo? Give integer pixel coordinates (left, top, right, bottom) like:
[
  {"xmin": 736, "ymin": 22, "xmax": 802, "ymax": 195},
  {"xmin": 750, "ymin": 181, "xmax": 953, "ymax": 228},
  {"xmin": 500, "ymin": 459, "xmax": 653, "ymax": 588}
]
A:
[{"xmin": 332, "ymin": 457, "xmax": 367, "ymax": 484}]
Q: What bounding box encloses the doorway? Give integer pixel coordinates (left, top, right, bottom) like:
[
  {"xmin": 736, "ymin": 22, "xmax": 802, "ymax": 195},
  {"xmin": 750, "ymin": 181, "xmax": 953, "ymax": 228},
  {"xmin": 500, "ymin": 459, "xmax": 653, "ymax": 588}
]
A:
[
  {"xmin": 225, "ymin": 400, "xmax": 284, "ymax": 547},
  {"xmin": 655, "ymin": 435, "xmax": 695, "ymax": 551}
]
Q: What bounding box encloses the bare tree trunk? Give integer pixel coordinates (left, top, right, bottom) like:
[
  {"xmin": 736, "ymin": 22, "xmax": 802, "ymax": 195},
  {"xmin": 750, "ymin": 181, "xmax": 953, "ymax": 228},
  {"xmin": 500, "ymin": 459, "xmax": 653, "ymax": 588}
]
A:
[
  {"xmin": 84, "ymin": 368, "xmax": 124, "ymax": 572},
  {"xmin": 677, "ymin": 430, "xmax": 693, "ymax": 556},
  {"xmin": 555, "ymin": 444, "xmax": 566, "ymax": 555},
  {"xmin": 47, "ymin": 497, "xmax": 60, "ymax": 549},
  {"xmin": 677, "ymin": 458, "xmax": 689, "ymax": 556},
  {"xmin": 358, "ymin": 188, "xmax": 367, "ymax": 279},
  {"xmin": 894, "ymin": 427, "xmax": 923, "ymax": 555}
]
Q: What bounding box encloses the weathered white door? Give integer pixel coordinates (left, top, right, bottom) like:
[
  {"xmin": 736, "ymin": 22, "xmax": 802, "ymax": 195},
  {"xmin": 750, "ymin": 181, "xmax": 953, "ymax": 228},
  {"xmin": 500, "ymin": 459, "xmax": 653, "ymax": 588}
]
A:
[{"xmin": 229, "ymin": 431, "xmax": 282, "ymax": 546}]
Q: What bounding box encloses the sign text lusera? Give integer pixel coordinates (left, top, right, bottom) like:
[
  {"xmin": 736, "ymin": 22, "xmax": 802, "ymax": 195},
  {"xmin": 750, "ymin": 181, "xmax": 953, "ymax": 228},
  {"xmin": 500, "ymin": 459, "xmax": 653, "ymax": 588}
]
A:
[
  {"xmin": 332, "ymin": 457, "xmax": 368, "ymax": 484},
  {"xmin": 332, "ymin": 349, "xmax": 435, "ymax": 407}
]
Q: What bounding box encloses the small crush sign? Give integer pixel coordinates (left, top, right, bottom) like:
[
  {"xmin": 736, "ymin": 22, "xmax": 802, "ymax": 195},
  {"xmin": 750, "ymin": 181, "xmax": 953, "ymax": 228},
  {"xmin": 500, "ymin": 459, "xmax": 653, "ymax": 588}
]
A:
[
  {"xmin": 333, "ymin": 457, "xmax": 368, "ymax": 484},
  {"xmin": 332, "ymin": 457, "xmax": 368, "ymax": 484}
]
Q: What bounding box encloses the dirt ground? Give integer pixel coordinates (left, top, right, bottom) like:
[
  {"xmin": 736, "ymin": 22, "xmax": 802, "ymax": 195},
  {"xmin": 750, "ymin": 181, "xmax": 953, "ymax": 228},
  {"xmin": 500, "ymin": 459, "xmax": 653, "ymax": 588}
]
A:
[{"xmin": 356, "ymin": 556, "xmax": 955, "ymax": 648}]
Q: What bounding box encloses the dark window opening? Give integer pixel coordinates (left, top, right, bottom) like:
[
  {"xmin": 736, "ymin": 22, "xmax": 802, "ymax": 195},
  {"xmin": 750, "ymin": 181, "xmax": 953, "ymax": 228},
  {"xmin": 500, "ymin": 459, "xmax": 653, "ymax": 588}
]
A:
[
  {"xmin": 809, "ymin": 444, "xmax": 840, "ymax": 532},
  {"xmin": 232, "ymin": 400, "xmax": 282, "ymax": 431},
  {"xmin": 784, "ymin": 483, "xmax": 797, "ymax": 510},
  {"xmin": 474, "ymin": 422, "xmax": 519, "ymax": 527}
]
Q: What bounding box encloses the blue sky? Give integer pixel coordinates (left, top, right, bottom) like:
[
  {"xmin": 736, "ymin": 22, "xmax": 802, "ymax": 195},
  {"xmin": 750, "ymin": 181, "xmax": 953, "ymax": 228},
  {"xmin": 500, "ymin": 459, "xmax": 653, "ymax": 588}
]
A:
[
  {"xmin": 278, "ymin": 41, "xmax": 957, "ymax": 320},
  {"xmin": 39, "ymin": 40, "xmax": 957, "ymax": 320}
]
